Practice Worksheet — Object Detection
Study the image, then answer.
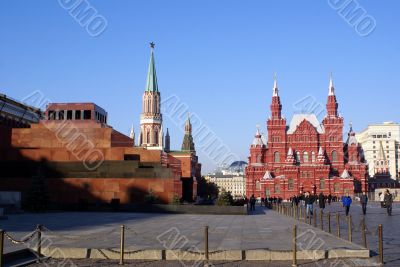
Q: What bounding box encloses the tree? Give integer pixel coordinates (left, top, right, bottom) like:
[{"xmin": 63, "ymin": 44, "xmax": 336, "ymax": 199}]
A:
[
  {"xmin": 197, "ymin": 176, "xmax": 219, "ymax": 200},
  {"xmin": 216, "ymin": 189, "xmax": 234, "ymax": 206}
]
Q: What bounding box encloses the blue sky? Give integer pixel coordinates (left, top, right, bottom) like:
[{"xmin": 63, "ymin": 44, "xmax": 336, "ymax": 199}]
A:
[{"xmin": 1, "ymin": 0, "xmax": 399, "ymax": 173}]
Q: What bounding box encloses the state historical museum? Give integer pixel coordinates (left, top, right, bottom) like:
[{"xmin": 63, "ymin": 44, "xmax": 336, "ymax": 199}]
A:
[{"xmin": 245, "ymin": 76, "xmax": 368, "ymax": 199}]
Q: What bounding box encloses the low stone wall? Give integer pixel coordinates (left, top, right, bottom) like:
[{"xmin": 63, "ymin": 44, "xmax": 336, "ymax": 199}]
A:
[{"xmin": 123, "ymin": 204, "xmax": 248, "ymax": 215}]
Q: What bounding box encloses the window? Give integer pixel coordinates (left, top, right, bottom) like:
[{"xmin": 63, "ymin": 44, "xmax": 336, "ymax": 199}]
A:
[
  {"xmin": 334, "ymin": 183, "xmax": 340, "ymax": 192},
  {"xmin": 274, "ymin": 184, "xmax": 280, "ymax": 193},
  {"xmin": 83, "ymin": 110, "xmax": 91, "ymax": 120},
  {"xmin": 75, "ymin": 110, "xmax": 81, "ymax": 120},
  {"xmin": 320, "ymin": 179, "xmax": 325, "ymax": 190},
  {"xmin": 331, "ymin": 151, "xmax": 337, "ymax": 162},
  {"xmin": 58, "ymin": 110, "xmax": 64, "ymax": 120},
  {"xmin": 265, "ymin": 189, "xmax": 270, "ymax": 197},
  {"xmin": 288, "ymin": 179, "xmax": 294, "ymax": 190},
  {"xmin": 67, "ymin": 110, "xmax": 73, "ymax": 120},
  {"xmin": 154, "ymin": 130, "xmax": 159, "ymax": 144},
  {"xmin": 311, "ymin": 151, "xmax": 316, "ymax": 162},
  {"xmin": 256, "ymin": 181, "xmax": 261, "ymax": 190},
  {"xmin": 147, "ymin": 130, "xmax": 150, "ymax": 143},
  {"xmin": 303, "ymin": 152, "xmax": 309, "ymax": 163},
  {"xmin": 48, "ymin": 110, "xmax": 56, "ymax": 120},
  {"xmin": 274, "ymin": 152, "xmax": 280, "ymax": 163},
  {"xmin": 296, "ymin": 151, "xmax": 301, "ymax": 162}
]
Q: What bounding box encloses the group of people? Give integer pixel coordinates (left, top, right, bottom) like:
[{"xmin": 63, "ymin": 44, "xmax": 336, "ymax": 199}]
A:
[{"xmin": 249, "ymin": 190, "xmax": 395, "ymax": 216}]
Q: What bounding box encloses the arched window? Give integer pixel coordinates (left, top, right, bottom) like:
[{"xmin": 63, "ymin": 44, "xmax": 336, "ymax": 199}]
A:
[
  {"xmin": 331, "ymin": 151, "xmax": 337, "ymax": 162},
  {"xmin": 256, "ymin": 155, "xmax": 262, "ymax": 163},
  {"xmin": 334, "ymin": 182, "xmax": 340, "ymax": 192},
  {"xmin": 256, "ymin": 181, "xmax": 261, "ymax": 190},
  {"xmin": 311, "ymin": 151, "xmax": 316, "ymax": 162},
  {"xmin": 274, "ymin": 152, "xmax": 280, "ymax": 163},
  {"xmin": 320, "ymin": 178, "xmax": 325, "ymax": 190},
  {"xmin": 146, "ymin": 130, "xmax": 151, "ymax": 144},
  {"xmin": 303, "ymin": 152, "xmax": 309, "ymax": 163},
  {"xmin": 154, "ymin": 130, "xmax": 159, "ymax": 145},
  {"xmin": 274, "ymin": 184, "xmax": 280, "ymax": 193}
]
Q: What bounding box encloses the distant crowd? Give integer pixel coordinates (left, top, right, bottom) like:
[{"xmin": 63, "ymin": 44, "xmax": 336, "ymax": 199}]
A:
[{"xmin": 247, "ymin": 189, "xmax": 394, "ymax": 217}]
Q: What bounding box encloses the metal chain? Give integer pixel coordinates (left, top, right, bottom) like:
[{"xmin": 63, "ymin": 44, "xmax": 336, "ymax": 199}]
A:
[{"xmin": 4, "ymin": 229, "xmax": 38, "ymax": 245}]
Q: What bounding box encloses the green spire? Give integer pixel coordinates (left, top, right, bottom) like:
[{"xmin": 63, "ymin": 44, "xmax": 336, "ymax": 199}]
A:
[{"xmin": 145, "ymin": 42, "xmax": 159, "ymax": 92}]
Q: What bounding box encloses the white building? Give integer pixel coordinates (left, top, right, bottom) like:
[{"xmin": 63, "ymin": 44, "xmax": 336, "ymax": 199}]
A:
[
  {"xmin": 205, "ymin": 174, "xmax": 246, "ymax": 199},
  {"xmin": 356, "ymin": 122, "xmax": 400, "ymax": 179}
]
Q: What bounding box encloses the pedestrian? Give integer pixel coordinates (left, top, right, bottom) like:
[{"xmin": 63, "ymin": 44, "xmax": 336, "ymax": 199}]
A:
[
  {"xmin": 318, "ymin": 192, "xmax": 325, "ymax": 213},
  {"xmin": 261, "ymin": 197, "xmax": 264, "ymax": 207},
  {"xmin": 249, "ymin": 194, "xmax": 256, "ymax": 211},
  {"xmin": 379, "ymin": 192, "xmax": 385, "ymax": 208},
  {"xmin": 328, "ymin": 194, "xmax": 332, "ymax": 205},
  {"xmin": 342, "ymin": 193, "xmax": 352, "ymax": 216},
  {"xmin": 360, "ymin": 192, "xmax": 368, "ymax": 215},
  {"xmin": 250, "ymin": 194, "xmax": 256, "ymax": 211},
  {"xmin": 305, "ymin": 191, "xmax": 314, "ymax": 218},
  {"xmin": 384, "ymin": 189, "xmax": 393, "ymax": 216}
]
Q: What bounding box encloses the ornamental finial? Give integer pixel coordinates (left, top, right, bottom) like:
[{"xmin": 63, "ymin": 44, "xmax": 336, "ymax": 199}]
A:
[{"xmin": 150, "ymin": 42, "xmax": 155, "ymax": 49}]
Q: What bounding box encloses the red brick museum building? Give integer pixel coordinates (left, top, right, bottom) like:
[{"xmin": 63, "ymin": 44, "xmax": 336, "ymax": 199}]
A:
[{"xmin": 245, "ymin": 76, "xmax": 368, "ymax": 199}]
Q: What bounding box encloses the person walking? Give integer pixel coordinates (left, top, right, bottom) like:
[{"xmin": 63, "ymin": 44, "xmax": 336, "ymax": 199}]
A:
[
  {"xmin": 342, "ymin": 193, "xmax": 352, "ymax": 216},
  {"xmin": 305, "ymin": 192, "xmax": 314, "ymax": 218},
  {"xmin": 250, "ymin": 194, "xmax": 256, "ymax": 211},
  {"xmin": 318, "ymin": 192, "xmax": 326, "ymax": 213},
  {"xmin": 384, "ymin": 189, "xmax": 393, "ymax": 216},
  {"xmin": 360, "ymin": 192, "xmax": 368, "ymax": 215},
  {"xmin": 379, "ymin": 192, "xmax": 385, "ymax": 208}
]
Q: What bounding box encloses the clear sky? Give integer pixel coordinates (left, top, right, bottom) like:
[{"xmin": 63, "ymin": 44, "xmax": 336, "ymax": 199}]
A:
[{"xmin": 1, "ymin": 0, "xmax": 399, "ymax": 173}]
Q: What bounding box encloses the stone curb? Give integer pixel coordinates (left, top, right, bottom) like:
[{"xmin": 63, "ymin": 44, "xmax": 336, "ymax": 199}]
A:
[{"xmin": 41, "ymin": 247, "xmax": 370, "ymax": 261}]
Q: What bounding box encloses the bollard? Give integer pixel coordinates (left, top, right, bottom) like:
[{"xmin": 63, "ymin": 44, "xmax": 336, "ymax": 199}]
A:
[
  {"xmin": 0, "ymin": 230, "xmax": 3, "ymax": 267},
  {"xmin": 348, "ymin": 215, "xmax": 352, "ymax": 242},
  {"xmin": 328, "ymin": 212, "xmax": 331, "ymax": 234},
  {"xmin": 37, "ymin": 225, "xmax": 42, "ymax": 258},
  {"xmin": 320, "ymin": 211, "xmax": 324, "ymax": 230},
  {"xmin": 300, "ymin": 207, "xmax": 303, "ymax": 221},
  {"xmin": 119, "ymin": 225, "xmax": 125, "ymax": 265},
  {"xmin": 336, "ymin": 214, "xmax": 340, "ymax": 238},
  {"xmin": 313, "ymin": 209, "xmax": 317, "ymax": 227},
  {"xmin": 361, "ymin": 218, "xmax": 367, "ymax": 248},
  {"xmin": 378, "ymin": 224, "xmax": 383, "ymax": 266},
  {"xmin": 205, "ymin": 226, "xmax": 209, "ymax": 263},
  {"xmin": 292, "ymin": 225, "xmax": 297, "ymax": 267}
]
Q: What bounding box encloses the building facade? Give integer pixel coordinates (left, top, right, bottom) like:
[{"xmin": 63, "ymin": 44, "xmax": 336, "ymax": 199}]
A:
[
  {"xmin": 356, "ymin": 122, "xmax": 400, "ymax": 179},
  {"xmin": 245, "ymin": 76, "xmax": 368, "ymax": 199},
  {"xmin": 205, "ymin": 161, "xmax": 247, "ymax": 199},
  {"xmin": 206, "ymin": 174, "xmax": 246, "ymax": 199},
  {"xmin": 0, "ymin": 44, "xmax": 202, "ymax": 208}
]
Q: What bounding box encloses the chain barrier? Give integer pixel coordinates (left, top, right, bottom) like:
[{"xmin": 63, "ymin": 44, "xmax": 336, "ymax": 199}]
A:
[
  {"xmin": 271, "ymin": 203, "xmax": 382, "ymax": 242},
  {"xmin": 4, "ymin": 229, "xmax": 38, "ymax": 245}
]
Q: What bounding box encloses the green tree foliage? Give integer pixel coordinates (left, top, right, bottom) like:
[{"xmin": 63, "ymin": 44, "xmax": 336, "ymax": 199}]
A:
[{"xmin": 216, "ymin": 189, "xmax": 234, "ymax": 206}]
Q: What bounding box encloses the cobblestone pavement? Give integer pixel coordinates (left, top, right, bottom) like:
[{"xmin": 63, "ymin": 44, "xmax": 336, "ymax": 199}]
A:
[
  {"xmin": 281, "ymin": 201, "xmax": 399, "ymax": 266},
  {"xmin": 2, "ymin": 207, "xmax": 363, "ymax": 253}
]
